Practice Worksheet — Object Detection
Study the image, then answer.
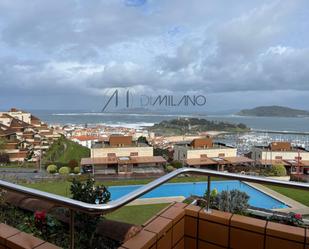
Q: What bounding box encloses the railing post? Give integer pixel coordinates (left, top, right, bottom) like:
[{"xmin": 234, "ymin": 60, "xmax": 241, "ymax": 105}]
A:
[
  {"xmin": 205, "ymin": 176, "xmax": 212, "ymax": 213},
  {"xmin": 70, "ymin": 209, "xmax": 75, "ymax": 249}
]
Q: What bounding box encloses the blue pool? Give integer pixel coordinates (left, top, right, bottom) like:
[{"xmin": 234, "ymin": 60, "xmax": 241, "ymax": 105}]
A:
[{"xmin": 108, "ymin": 181, "xmax": 288, "ymax": 209}]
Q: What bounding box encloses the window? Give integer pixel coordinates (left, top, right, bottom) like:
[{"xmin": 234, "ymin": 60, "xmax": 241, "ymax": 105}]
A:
[{"xmin": 130, "ymin": 152, "xmax": 138, "ymax": 156}]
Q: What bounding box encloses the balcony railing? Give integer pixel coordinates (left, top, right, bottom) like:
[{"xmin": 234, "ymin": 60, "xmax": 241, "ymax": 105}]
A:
[{"xmin": 0, "ymin": 168, "xmax": 309, "ymax": 248}]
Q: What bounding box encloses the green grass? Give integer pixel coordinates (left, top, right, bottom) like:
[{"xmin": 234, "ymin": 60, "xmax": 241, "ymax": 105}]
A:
[
  {"xmin": 23, "ymin": 181, "xmax": 72, "ymax": 197},
  {"xmin": 0, "ymin": 162, "xmax": 37, "ymax": 169},
  {"xmin": 106, "ymin": 203, "xmax": 169, "ymax": 225},
  {"xmin": 266, "ymin": 185, "xmax": 309, "ymax": 207},
  {"xmin": 43, "ymin": 137, "xmax": 90, "ymax": 165}
]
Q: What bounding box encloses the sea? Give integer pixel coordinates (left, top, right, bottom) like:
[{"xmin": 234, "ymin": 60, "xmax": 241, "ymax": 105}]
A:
[
  {"xmin": 32, "ymin": 110, "xmax": 309, "ymax": 132},
  {"xmin": 32, "ymin": 110, "xmax": 309, "ymax": 153}
]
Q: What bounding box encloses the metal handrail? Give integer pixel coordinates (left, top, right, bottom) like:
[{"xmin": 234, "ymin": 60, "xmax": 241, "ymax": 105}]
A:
[
  {"xmin": 0, "ymin": 168, "xmax": 309, "ymax": 249},
  {"xmin": 0, "ymin": 168, "xmax": 308, "ymax": 215}
]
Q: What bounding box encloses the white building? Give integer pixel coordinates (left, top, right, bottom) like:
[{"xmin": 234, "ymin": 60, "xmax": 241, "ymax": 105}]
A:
[
  {"xmin": 251, "ymin": 142, "xmax": 309, "ymax": 174},
  {"xmin": 174, "ymin": 137, "xmax": 252, "ymax": 171}
]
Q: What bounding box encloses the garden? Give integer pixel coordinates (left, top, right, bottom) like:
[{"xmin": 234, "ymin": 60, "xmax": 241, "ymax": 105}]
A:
[{"xmin": 1, "ymin": 174, "xmax": 308, "ymax": 249}]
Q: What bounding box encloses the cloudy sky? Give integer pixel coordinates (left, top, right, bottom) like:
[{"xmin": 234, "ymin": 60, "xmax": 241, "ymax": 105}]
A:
[{"xmin": 0, "ymin": 0, "xmax": 309, "ymax": 112}]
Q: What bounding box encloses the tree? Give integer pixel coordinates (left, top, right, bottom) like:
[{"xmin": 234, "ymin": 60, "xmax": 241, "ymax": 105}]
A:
[
  {"xmin": 270, "ymin": 164, "xmax": 287, "ymax": 176},
  {"xmin": 0, "ymin": 139, "xmax": 9, "ymax": 164},
  {"xmin": 0, "ymin": 138, "xmax": 6, "ymax": 151},
  {"xmin": 154, "ymin": 148, "xmax": 169, "ymax": 158},
  {"xmin": 137, "ymin": 136, "xmax": 148, "ymax": 144}
]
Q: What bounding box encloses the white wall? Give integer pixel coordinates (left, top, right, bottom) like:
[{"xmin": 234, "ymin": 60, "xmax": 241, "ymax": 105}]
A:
[
  {"xmin": 173, "ymin": 145, "xmax": 237, "ymax": 161},
  {"xmin": 251, "ymin": 147, "xmax": 309, "ymax": 161},
  {"xmin": 91, "ymin": 146, "xmax": 153, "ymax": 157}
]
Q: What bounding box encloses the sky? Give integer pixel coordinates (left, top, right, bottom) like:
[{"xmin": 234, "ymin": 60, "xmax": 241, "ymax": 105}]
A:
[{"xmin": 0, "ymin": 0, "xmax": 309, "ymax": 112}]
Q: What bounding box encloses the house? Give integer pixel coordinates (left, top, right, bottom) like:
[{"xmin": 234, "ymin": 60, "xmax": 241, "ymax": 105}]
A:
[
  {"xmin": 174, "ymin": 137, "xmax": 253, "ymax": 171},
  {"xmin": 0, "ymin": 108, "xmax": 60, "ymax": 163},
  {"xmin": 81, "ymin": 135, "xmax": 166, "ymax": 176},
  {"xmin": 71, "ymin": 135, "xmax": 100, "ymax": 149},
  {"xmin": 251, "ymin": 141, "xmax": 309, "ymax": 175}
]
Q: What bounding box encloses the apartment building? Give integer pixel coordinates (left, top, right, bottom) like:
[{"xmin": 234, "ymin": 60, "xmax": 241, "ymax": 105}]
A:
[
  {"xmin": 251, "ymin": 141, "xmax": 309, "ymax": 174},
  {"xmin": 0, "ymin": 108, "xmax": 60, "ymax": 163},
  {"xmin": 81, "ymin": 135, "xmax": 166, "ymax": 176},
  {"xmin": 174, "ymin": 137, "xmax": 253, "ymax": 171}
]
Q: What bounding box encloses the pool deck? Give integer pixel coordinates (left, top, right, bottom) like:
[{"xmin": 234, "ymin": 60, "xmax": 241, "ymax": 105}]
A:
[
  {"xmin": 245, "ymin": 182, "xmax": 309, "ymax": 214},
  {"xmin": 126, "ymin": 196, "xmax": 186, "ymax": 206}
]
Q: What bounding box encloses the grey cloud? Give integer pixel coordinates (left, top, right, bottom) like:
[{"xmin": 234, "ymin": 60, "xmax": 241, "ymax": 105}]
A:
[{"xmin": 0, "ymin": 0, "xmax": 309, "ymax": 110}]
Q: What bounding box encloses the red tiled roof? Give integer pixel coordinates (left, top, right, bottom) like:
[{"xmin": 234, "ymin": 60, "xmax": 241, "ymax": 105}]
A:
[
  {"xmin": 0, "ymin": 113, "xmax": 13, "ymax": 119},
  {"xmin": 72, "ymin": 135, "xmax": 99, "ymax": 141},
  {"xmin": 223, "ymin": 156, "xmax": 254, "ymax": 164},
  {"xmin": 10, "ymin": 118, "xmax": 32, "ymax": 129},
  {"xmin": 185, "ymin": 158, "xmax": 217, "ymax": 166},
  {"xmin": 0, "ymin": 123, "xmax": 16, "ymax": 136},
  {"xmin": 186, "ymin": 156, "xmax": 253, "ymax": 166}
]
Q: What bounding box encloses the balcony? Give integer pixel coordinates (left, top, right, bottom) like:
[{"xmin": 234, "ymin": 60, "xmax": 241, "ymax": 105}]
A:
[{"xmin": 0, "ymin": 168, "xmax": 308, "ymax": 249}]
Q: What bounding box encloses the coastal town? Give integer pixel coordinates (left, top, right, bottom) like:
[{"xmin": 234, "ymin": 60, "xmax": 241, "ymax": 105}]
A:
[
  {"xmin": 1, "ymin": 108, "xmax": 309, "ymax": 249},
  {"xmin": 1, "ymin": 108, "xmax": 308, "ymax": 181}
]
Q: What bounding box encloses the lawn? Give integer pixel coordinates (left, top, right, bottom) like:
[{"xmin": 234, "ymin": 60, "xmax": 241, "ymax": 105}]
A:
[
  {"xmin": 106, "ymin": 203, "xmax": 169, "ymax": 225},
  {"xmin": 43, "ymin": 136, "xmax": 90, "ymax": 165},
  {"xmin": 266, "ymin": 185, "xmax": 309, "ymax": 207},
  {"xmin": 22, "ymin": 180, "xmax": 171, "ymax": 225},
  {"xmin": 23, "ymin": 180, "xmax": 72, "ymax": 197}
]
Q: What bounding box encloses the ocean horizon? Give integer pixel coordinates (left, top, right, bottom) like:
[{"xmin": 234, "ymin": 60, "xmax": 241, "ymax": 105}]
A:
[{"xmin": 30, "ymin": 110, "xmax": 309, "ymax": 132}]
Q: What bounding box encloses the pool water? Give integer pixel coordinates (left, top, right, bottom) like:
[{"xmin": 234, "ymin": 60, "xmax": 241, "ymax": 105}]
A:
[{"xmin": 108, "ymin": 181, "xmax": 288, "ymax": 209}]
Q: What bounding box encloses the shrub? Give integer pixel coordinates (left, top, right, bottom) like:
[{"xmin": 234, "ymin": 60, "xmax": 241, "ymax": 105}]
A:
[
  {"xmin": 46, "ymin": 164, "xmax": 58, "ymax": 174},
  {"xmin": 0, "ymin": 153, "xmax": 10, "ymax": 164},
  {"xmin": 70, "ymin": 178, "xmax": 111, "ymax": 248},
  {"xmin": 170, "ymin": 161, "xmax": 183, "ymax": 169},
  {"xmin": 58, "ymin": 167, "xmax": 70, "ymax": 175},
  {"xmin": 290, "ymin": 174, "xmax": 308, "ymax": 183},
  {"xmin": 212, "ymin": 190, "xmax": 249, "ymax": 214},
  {"xmin": 269, "ymin": 164, "xmax": 287, "ymax": 176},
  {"xmin": 166, "ymin": 165, "xmax": 175, "ymax": 172},
  {"xmin": 268, "ymin": 212, "xmax": 304, "ymax": 227},
  {"xmin": 73, "ymin": 166, "xmax": 80, "ymax": 174},
  {"xmin": 70, "ymin": 177, "xmax": 111, "ymax": 204},
  {"xmin": 68, "ymin": 159, "xmax": 78, "ymax": 171}
]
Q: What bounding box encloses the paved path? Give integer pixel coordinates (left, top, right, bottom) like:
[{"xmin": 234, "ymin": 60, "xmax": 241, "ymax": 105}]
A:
[{"xmin": 126, "ymin": 196, "xmax": 185, "ymax": 206}]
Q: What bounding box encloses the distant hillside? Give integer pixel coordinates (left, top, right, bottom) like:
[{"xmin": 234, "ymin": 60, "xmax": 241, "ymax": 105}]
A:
[
  {"xmin": 237, "ymin": 106, "xmax": 309, "ymax": 117},
  {"xmin": 148, "ymin": 118, "xmax": 249, "ymax": 135}
]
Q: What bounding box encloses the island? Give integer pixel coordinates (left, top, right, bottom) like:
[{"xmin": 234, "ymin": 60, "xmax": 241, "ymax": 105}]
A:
[
  {"xmin": 236, "ymin": 106, "xmax": 309, "ymax": 117},
  {"xmin": 148, "ymin": 118, "xmax": 249, "ymax": 135}
]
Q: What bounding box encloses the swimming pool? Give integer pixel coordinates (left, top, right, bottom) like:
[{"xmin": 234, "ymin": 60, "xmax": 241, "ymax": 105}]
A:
[{"xmin": 108, "ymin": 181, "xmax": 288, "ymax": 209}]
